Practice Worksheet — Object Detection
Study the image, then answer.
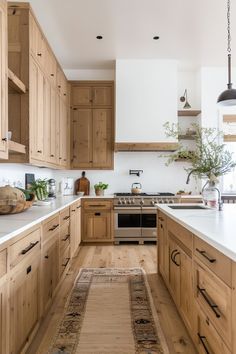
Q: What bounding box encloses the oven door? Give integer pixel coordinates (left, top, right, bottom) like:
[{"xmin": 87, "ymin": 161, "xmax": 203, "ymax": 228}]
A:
[
  {"xmin": 114, "ymin": 207, "xmax": 142, "ymax": 238},
  {"xmin": 141, "ymin": 208, "xmax": 157, "ymax": 238}
]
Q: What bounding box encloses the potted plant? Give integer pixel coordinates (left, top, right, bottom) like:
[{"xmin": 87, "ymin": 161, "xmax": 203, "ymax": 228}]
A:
[
  {"xmin": 163, "ymin": 122, "xmax": 236, "ymax": 206},
  {"xmin": 94, "ymin": 182, "xmax": 109, "ymax": 196},
  {"xmin": 30, "ymin": 178, "xmax": 48, "ymax": 201}
]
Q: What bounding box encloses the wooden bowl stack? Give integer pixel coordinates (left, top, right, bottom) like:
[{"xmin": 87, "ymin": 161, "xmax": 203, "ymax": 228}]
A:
[{"xmin": 0, "ymin": 185, "xmax": 35, "ymax": 215}]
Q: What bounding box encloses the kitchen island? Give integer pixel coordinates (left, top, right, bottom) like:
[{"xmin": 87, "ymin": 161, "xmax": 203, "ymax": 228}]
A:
[{"xmin": 157, "ymin": 204, "xmax": 236, "ymax": 354}]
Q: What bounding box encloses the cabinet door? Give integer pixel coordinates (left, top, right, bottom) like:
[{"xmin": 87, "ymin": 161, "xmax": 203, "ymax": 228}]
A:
[
  {"xmin": 76, "ymin": 206, "xmax": 81, "ymax": 247},
  {"xmin": 70, "ymin": 207, "xmax": 76, "ymax": 257},
  {"xmin": 30, "ymin": 58, "xmax": 45, "ymax": 161},
  {"xmin": 59, "ymin": 98, "xmax": 68, "ymax": 167},
  {"xmin": 41, "ymin": 236, "xmax": 59, "ymax": 314},
  {"xmin": 0, "ymin": 279, "xmax": 8, "ymax": 354},
  {"xmin": 10, "ymin": 256, "xmax": 40, "ymax": 354},
  {"xmin": 0, "ymin": 1, "xmax": 8, "ymax": 158},
  {"xmin": 92, "ymin": 109, "xmax": 113, "ymax": 168},
  {"xmin": 169, "ymin": 237, "xmax": 181, "ymax": 305},
  {"xmin": 71, "ymin": 108, "xmax": 93, "ymax": 168},
  {"xmin": 93, "ymin": 86, "xmax": 112, "ymax": 106},
  {"xmin": 83, "ymin": 211, "xmax": 111, "ymax": 241},
  {"xmin": 50, "ymin": 87, "xmax": 58, "ymax": 164},
  {"xmin": 29, "ymin": 14, "xmax": 45, "ymax": 68},
  {"xmin": 72, "ymin": 86, "xmax": 92, "ymax": 106},
  {"xmin": 158, "ymin": 215, "xmax": 169, "ymax": 281},
  {"xmin": 180, "ymin": 251, "xmax": 193, "ymax": 332}
]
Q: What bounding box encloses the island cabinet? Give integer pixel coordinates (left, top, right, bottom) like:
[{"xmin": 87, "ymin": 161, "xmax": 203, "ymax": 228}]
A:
[
  {"xmin": 7, "ymin": 3, "xmax": 69, "ymax": 169},
  {"xmin": 70, "ymin": 81, "xmax": 114, "ymax": 170},
  {"xmin": 9, "ymin": 226, "xmax": 41, "ymax": 354},
  {"xmin": 82, "ymin": 199, "xmax": 113, "ymax": 242},
  {"xmin": 158, "ymin": 210, "xmax": 236, "ymax": 354},
  {"xmin": 0, "ymin": 0, "xmax": 8, "ymax": 159}
]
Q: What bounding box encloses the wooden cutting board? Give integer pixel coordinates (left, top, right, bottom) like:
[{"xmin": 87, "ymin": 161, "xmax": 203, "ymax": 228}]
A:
[{"xmin": 75, "ymin": 171, "xmax": 90, "ymax": 196}]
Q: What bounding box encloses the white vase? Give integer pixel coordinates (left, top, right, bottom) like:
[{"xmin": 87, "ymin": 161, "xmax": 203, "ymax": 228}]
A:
[{"xmin": 202, "ymin": 181, "xmax": 219, "ymax": 208}]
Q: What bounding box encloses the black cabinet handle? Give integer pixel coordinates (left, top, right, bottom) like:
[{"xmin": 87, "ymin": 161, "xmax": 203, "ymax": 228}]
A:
[
  {"xmin": 76, "ymin": 206, "xmax": 80, "ymax": 209},
  {"xmin": 160, "ymin": 224, "xmax": 163, "ymax": 229},
  {"xmin": 37, "ymin": 53, "xmax": 42, "ymax": 56},
  {"xmin": 197, "ymin": 285, "xmax": 221, "ymax": 318},
  {"xmin": 21, "ymin": 241, "xmax": 39, "ymax": 255},
  {"xmin": 49, "ymin": 224, "xmax": 59, "ymax": 231},
  {"xmin": 50, "ymin": 73, "xmax": 54, "ymax": 77},
  {"xmin": 196, "ymin": 248, "xmax": 216, "ymax": 263},
  {"xmin": 95, "ymin": 212, "xmax": 101, "ymax": 216},
  {"xmin": 173, "ymin": 251, "xmax": 180, "ymax": 266},
  {"xmin": 62, "ymin": 234, "xmax": 70, "ymax": 241},
  {"xmin": 62, "ymin": 258, "xmax": 70, "ymax": 267},
  {"xmin": 50, "ymin": 154, "xmax": 54, "ymax": 157},
  {"xmin": 197, "ymin": 333, "xmax": 210, "ymax": 354},
  {"xmin": 170, "ymin": 249, "xmax": 180, "ymax": 267},
  {"xmin": 2, "ymin": 137, "xmax": 7, "ymax": 141},
  {"xmin": 71, "ymin": 209, "xmax": 76, "ymax": 212},
  {"xmin": 45, "ymin": 255, "xmax": 49, "ymax": 259},
  {"xmin": 27, "ymin": 265, "xmax": 32, "ymax": 274},
  {"xmin": 63, "ymin": 215, "xmax": 70, "ymax": 220},
  {"xmin": 37, "ymin": 150, "xmax": 42, "ymax": 153}
]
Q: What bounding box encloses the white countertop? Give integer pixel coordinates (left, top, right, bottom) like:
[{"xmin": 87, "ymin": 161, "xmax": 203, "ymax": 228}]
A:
[
  {"xmin": 0, "ymin": 196, "xmax": 81, "ymax": 246},
  {"xmin": 157, "ymin": 204, "xmax": 236, "ymax": 262}
]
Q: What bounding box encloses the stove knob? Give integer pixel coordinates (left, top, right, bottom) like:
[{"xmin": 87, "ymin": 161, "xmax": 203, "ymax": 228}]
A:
[
  {"xmin": 140, "ymin": 199, "xmax": 144, "ymax": 205},
  {"xmin": 164, "ymin": 199, "xmax": 169, "ymax": 204},
  {"xmin": 169, "ymin": 199, "xmax": 174, "ymax": 204},
  {"xmin": 118, "ymin": 199, "xmax": 122, "ymax": 205},
  {"xmin": 151, "ymin": 200, "xmax": 155, "ymax": 206},
  {"xmin": 132, "ymin": 199, "xmax": 135, "ymax": 204},
  {"xmin": 122, "ymin": 199, "xmax": 127, "ymax": 205},
  {"xmin": 159, "ymin": 199, "xmax": 164, "ymax": 204},
  {"xmin": 127, "ymin": 198, "xmax": 131, "ymax": 204}
]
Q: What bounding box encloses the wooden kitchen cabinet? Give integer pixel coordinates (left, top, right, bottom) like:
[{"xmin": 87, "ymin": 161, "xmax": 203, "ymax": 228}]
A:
[
  {"xmin": 70, "ymin": 81, "xmax": 114, "ymax": 170},
  {"xmin": 0, "ymin": 0, "xmax": 8, "ymax": 159},
  {"xmin": 70, "ymin": 201, "xmax": 81, "ymax": 257},
  {"xmin": 82, "ymin": 199, "xmax": 113, "ymax": 242},
  {"xmin": 9, "ymin": 254, "xmax": 41, "ymax": 354},
  {"xmin": 7, "ymin": 3, "xmax": 69, "ymax": 169},
  {"xmin": 0, "ymin": 278, "xmax": 8, "ymax": 354},
  {"xmin": 158, "ymin": 212, "xmax": 169, "ymax": 282}
]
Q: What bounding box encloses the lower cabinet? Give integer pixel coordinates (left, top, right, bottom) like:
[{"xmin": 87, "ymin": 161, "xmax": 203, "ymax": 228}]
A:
[
  {"xmin": 82, "ymin": 199, "xmax": 113, "ymax": 242},
  {"xmin": 158, "ymin": 213, "xmax": 169, "ymax": 282},
  {"xmin": 41, "ymin": 234, "xmax": 59, "ymax": 314},
  {"xmin": 70, "ymin": 201, "xmax": 81, "ymax": 257},
  {"xmin": 0, "ymin": 278, "xmax": 8, "ymax": 354},
  {"xmin": 9, "ymin": 255, "xmax": 41, "ymax": 354}
]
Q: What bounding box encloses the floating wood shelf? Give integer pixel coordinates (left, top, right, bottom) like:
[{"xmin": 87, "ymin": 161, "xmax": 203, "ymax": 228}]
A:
[
  {"xmin": 8, "ymin": 69, "xmax": 26, "ymax": 94},
  {"xmin": 224, "ymin": 134, "xmax": 236, "ymax": 142},
  {"xmin": 178, "ymin": 110, "xmax": 201, "ymax": 117},
  {"xmin": 178, "ymin": 134, "xmax": 196, "ymax": 140},
  {"xmin": 174, "ymin": 158, "xmax": 191, "ymax": 162},
  {"xmin": 8, "ymin": 140, "xmax": 26, "ymax": 154},
  {"xmin": 114, "ymin": 142, "xmax": 179, "ymax": 152}
]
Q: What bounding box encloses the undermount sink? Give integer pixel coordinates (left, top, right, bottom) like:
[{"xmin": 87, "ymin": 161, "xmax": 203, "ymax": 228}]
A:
[{"xmin": 168, "ymin": 205, "xmax": 208, "ymax": 210}]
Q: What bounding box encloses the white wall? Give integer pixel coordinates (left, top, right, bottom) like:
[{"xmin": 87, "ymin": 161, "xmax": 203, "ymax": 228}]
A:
[
  {"xmin": 55, "ymin": 153, "xmax": 198, "ymax": 195},
  {"xmin": 64, "ymin": 69, "xmax": 115, "ymax": 81},
  {"xmin": 115, "ymin": 60, "xmax": 178, "ymax": 142},
  {"xmin": 0, "ymin": 164, "xmax": 54, "ymax": 188}
]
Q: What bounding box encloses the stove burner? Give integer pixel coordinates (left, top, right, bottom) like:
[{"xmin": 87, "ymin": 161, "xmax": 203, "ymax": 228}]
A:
[{"xmin": 114, "ymin": 192, "xmax": 175, "ymax": 197}]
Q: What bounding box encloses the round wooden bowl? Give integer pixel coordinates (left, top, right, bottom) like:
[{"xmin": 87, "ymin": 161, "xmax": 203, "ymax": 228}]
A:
[{"xmin": 0, "ymin": 191, "xmax": 35, "ymax": 215}]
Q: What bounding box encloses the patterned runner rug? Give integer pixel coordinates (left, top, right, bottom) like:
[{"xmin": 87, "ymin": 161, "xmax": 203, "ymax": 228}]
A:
[{"xmin": 48, "ymin": 268, "xmax": 169, "ymax": 354}]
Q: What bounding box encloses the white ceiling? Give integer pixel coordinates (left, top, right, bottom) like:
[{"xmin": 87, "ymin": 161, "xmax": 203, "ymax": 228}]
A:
[{"xmin": 12, "ymin": 0, "xmax": 236, "ymax": 70}]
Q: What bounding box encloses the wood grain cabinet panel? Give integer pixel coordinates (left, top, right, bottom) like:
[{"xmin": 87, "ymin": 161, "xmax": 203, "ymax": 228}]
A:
[
  {"xmin": 83, "ymin": 211, "xmax": 111, "ymax": 241},
  {"xmin": 70, "ymin": 82, "xmax": 114, "ymax": 170},
  {"xmin": 158, "ymin": 213, "xmax": 169, "ymax": 282},
  {"xmin": 0, "ymin": 0, "xmax": 8, "ymax": 159},
  {"xmin": 9, "ymin": 255, "xmax": 41, "ymax": 354},
  {"xmin": 0, "ymin": 278, "xmax": 8, "ymax": 354}
]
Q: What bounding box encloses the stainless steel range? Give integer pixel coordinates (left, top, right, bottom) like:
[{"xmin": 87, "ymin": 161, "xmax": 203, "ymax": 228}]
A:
[{"xmin": 114, "ymin": 193, "xmax": 179, "ymax": 244}]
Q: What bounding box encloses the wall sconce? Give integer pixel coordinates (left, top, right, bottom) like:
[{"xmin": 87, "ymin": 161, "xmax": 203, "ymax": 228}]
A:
[
  {"xmin": 129, "ymin": 170, "xmax": 143, "ymax": 177},
  {"xmin": 180, "ymin": 89, "xmax": 191, "ymax": 109}
]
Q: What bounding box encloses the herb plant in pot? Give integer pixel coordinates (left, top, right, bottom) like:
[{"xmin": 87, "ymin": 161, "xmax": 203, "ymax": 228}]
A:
[
  {"xmin": 163, "ymin": 122, "xmax": 236, "ymax": 208},
  {"xmin": 94, "ymin": 182, "xmax": 109, "ymax": 196},
  {"xmin": 30, "ymin": 178, "xmax": 48, "ymax": 201}
]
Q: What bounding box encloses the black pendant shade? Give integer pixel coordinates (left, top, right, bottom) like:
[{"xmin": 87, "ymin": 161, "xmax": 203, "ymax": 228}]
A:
[{"xmin": 217, "ymin": 88, "xmax": 236, "ymax": 106}]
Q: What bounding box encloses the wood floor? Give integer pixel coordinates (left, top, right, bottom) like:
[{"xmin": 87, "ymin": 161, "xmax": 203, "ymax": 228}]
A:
[{"xmin": 27, "ymin": 244, "xmax": 197, "ymax": 354}]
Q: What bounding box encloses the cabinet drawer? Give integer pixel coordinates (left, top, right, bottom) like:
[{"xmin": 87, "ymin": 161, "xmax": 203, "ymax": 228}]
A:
[
  {"xmin": 194, "ymin": 237, "xmax": 232, "ymax": 286},
  {"xmin": 194, "ymin": 262, "xmax": 232, "ymax": 347},
  {"xmin": 167, "ymin": 217, "xmax": 192, "ymax": 250},
  {"xmin": 60, "ymin": 222, "xmax": 70, "ymax": 254},
  {"xmin": 0, "ymin": 249, "xmax": 7, "ymax": 278},
  {"xmin": 83, "ymin": 200, "xmax": 112, "ymax": 210},
  {"xmin": 9, "ymin": 228, "xmax": 41, "ymax": 269},
  {"xmin": 42, "ymin": 214, "xmax": 60, "ymax": 243},
  {"xmin": 196, "ymin": 308, "xmax": 231, "ymax": 354},
  {"xmin": 60, "ymin": 246, "xmax": 70, "ymax": 277},
  {"xmin": 60, "ymin": 207, "xmax": 70, "ymax": 225}
]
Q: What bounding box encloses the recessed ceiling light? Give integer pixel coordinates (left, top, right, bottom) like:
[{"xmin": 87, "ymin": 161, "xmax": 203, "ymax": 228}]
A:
[
  {"xmin": 153, "ymin": 36, "xmax": 160, "ymax": 40},
  {"xmin": 96, "ymin": 35, "xmax": 103, "ymax": 40}
]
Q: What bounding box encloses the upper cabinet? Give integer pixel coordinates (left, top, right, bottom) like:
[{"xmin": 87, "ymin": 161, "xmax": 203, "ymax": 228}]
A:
[
  {"xmin": 0, "ymin": 0, "xmax": 8, "ymax": 159},
  {"xmin": 7, "ymin": 3, "xmax": 69, "ymax": 169},
  {"xmin": 70, "ymin": 82, "xmax": 114, "ymax": 170}
]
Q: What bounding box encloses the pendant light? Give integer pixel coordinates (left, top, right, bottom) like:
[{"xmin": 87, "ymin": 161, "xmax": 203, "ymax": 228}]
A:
[{"xmin": 217, "ymin": 0, "xmax": 236, "ymax": 106}]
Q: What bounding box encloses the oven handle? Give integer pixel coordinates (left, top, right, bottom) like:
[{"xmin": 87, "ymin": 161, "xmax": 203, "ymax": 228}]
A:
[{"xmin": 114, "ymin": 207, "xmax": 142, "ymax": 211}]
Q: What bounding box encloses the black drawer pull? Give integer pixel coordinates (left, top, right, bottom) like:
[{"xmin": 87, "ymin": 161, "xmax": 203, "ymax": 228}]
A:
[
  {"xmin": 196, "ymin": 248, "xmax": 216, "ymax": 263},
  {"xmin": 76, "ymin": 206, "xmax": 80, "ymax": 209},
  {"xmin": 2, "ymin": 137, "xmax": 7, "ymax": 141},
  {"xmin": 62, "ymin": 234, "xmax": 70, "ymax": 241},
  {"xmin": 72, "ymin": 209, "xmax": 76, "ymax": 212},
  {"xmin": 88, "ymin": 204, "xmax": 106, "ymax": 207},
  {"xmin": 63, "ymin": 215, "xmax": 70, "ymax": 220},
  {"xmin": 197, "ymin": 286, "xmax": 221, "ymax": 318},
  {"xmin": 197, "ymin": 333, "xmax": 210, "ymax": 354},
  {"xmin": 62, "ymin": 258, "xmax": 70, "ymax": 267},
  {"xmin": 45, "ymin": 255, "xmax": 49, "ymax": 259},
  {"xmin": 160, "ymin": 224, "xmax": 163, "ymax": 229},
  {"xmin": 37, "ymin": 53, "xmax": 42, "ymax": 56},
  {"xmin": 170, "ymin": 249, "xmax": 180, "ymax": 266},
  {"xmin": 21, "ymin": 241, "xmax": 39, "ymax": 255},
  {"xmin": 37, "ymin": 150, "xmax": 42, "ymax": 153},
  {"xmin": 27, "ymin": 265, "xmax": 32, "ymax": 274},
  {"xmin": 95, "ymin": 212, "xmax": 101, "ymax": 216},
  {"xmin": 50, "ymin": 154, "xmax": 54, "ymax": 157},
  {"xmin": 49, "ymin": 224, "xmax": 59, "ymax": 231}
]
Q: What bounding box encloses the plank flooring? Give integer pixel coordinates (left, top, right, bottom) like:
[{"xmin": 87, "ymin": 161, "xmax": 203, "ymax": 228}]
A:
[{"xmin": 27, "ymin": 244, "xmax": 197, "ymax": 354}]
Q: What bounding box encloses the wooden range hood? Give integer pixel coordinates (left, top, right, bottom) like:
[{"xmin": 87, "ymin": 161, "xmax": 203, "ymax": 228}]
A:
[{"xmin": 114, "ymin": 142, "xmax": 179, "ymax": 152}]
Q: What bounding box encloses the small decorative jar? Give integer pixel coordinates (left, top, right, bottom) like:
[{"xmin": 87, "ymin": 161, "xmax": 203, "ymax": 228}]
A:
[{"xmin": 202, "ymin": 181, "xmax": 218, "ymax": 208}]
